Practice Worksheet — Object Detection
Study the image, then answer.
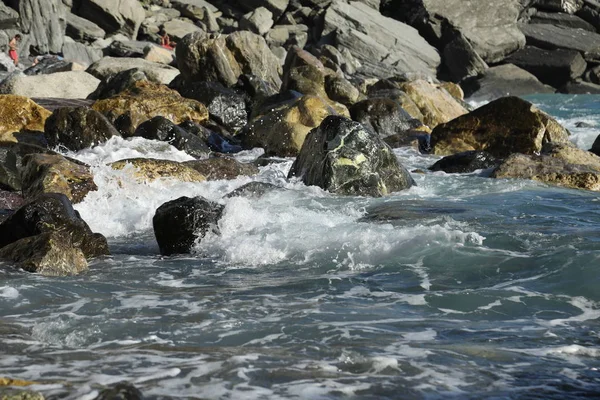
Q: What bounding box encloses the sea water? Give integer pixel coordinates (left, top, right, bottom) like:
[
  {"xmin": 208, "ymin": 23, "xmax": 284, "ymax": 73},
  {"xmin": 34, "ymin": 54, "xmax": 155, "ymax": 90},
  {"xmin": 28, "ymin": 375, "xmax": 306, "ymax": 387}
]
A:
[{"xmin": 1, "ymin": 94, "xmax": 600, "ymax": 399}]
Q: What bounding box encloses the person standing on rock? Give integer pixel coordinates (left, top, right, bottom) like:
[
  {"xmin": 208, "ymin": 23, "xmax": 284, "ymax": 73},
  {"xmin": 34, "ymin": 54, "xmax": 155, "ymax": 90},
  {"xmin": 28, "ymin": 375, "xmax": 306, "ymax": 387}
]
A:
[{"xmin": 8, "ymin": 34, "xmax": 21, "ymax": 66}]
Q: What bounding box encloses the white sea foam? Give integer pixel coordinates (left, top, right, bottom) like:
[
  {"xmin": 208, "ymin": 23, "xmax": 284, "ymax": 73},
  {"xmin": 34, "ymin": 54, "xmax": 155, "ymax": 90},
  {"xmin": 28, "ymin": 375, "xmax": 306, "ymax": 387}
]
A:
[{"xmin": 0, "ymin": 286, "xmax": 19, "ymax": 299}]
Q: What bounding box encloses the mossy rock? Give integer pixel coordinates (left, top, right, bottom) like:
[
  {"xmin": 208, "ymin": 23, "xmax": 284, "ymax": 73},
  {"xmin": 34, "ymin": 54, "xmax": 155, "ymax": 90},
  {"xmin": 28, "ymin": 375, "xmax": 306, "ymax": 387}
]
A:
[
  {"xmin": 109, "ymin": 158, "xmax": 207, "ymax": 183},
  {"xmin": 0, "ymin": 95, "xmax": 51, "ymax": 143}
]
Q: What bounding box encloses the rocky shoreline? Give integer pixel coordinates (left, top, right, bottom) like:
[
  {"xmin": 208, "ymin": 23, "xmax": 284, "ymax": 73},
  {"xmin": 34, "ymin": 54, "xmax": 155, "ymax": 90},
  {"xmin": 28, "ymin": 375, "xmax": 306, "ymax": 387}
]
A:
[{"xmin": 1, "ymin": 0, "xmax": 600, "ymax": 398}]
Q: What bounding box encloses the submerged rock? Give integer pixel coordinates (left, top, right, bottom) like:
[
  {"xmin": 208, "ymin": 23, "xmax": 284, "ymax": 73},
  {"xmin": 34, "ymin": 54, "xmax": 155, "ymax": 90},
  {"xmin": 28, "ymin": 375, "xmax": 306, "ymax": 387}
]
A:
[
  {"xmin": 20, "ymin": 153, "xmax": 97, "ymax": 203},
  {"xmin": 44, "ymin": 106, "xmax": 120, "ymax": 151},
  {"xmin": 109, "ymin": 158, "xmax": 206, "ymax": 183},
  {"xmin": 134, "ymin": 116, "xmax": 210, "ymax": 159},
  {"xmin": 288, "ymin": 115, "xmax": 415, "ymax": 197},
  {"xmin": 153, "ymin": 196, "xmax": 224, "ymax": 256},
  {"xmin": 93, "ymin": 381, "xmax": 143, "ymax": 400},
  {"xmin": 429, "ymin": 151, "xmax": 500, "ymax": 173},
  {"xmin": 431, "ymin": 96, "xmax": 570, "ymax": 157},
  {"xmin": 0, "ymin": 95, "xmax": 51, "ymax": 142},
  {"xmin": 0, "ymin": 232, "xmax": 88, "ymax": 276},
  {"xmin": 225, "ymin": 181, "xmax": 281, "ymax": 198},
  {"xmin": 183, "ymin": 157, "xmax": 259, "ymax": 180},
  {"xmin": 92, "ymin": 81, "xmax": 209, "ymax": 137},
  {"xmin": 0, "ymin": 193, "xmax": 109, "ymax": 259}
]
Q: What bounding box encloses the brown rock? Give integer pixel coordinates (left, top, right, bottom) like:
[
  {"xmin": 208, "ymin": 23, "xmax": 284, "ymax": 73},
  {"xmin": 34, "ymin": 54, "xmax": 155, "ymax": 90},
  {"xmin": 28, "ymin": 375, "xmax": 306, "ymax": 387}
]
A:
[
  {"xmin": 92, "ymin": 81, "xmax": 209, "ymax": 136},
  {"xmin": 0, "ymin": 95, "xmax": 51, "ymax": 142},
  {"xmin": 109, "ymin": 158, "xmax": 207, "ymax": 183},
  {"xmin": 184, "ymin": 157, "xmax": 259, "ymax": 180}
]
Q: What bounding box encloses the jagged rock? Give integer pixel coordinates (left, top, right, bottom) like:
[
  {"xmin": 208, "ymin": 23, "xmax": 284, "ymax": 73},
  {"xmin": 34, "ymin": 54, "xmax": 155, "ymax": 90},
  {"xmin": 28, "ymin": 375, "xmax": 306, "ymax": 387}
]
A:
[
  {"xmin": 93, "ymin": 382, "xmax": 143, "ymax": 400},
  {"xmin": 0, "ymin": 190, "xmax": 24, "ymax": 209},
  {"xmin": 44, "ymin": 106, "xmax": 119, "ymax": 151},
  {"xmin": 225, "ymin": 181, "xmax": 281, "ymax": 198},
  {"xmin": 530, "ymin": 10, "xmax": 596, "ymax": 31},
  {"xmin": 0, "ymin": 193, "xmax": 109, "ymax": 258},
  {"xmin": 153, "ymin": 195, "xmax": 224, "ymax": 255},
  {"xmin": 175, "ymin": 81, "xmax": 248, "ymax": 133},
  {"xmin": 0, "ymin": 71, "xmax": 100, "ymax": 99},
  {"xmin": 0, "ymin": 3, "xmax": 19, "ymax": 30},
  {"xmin": 232, "ymin": 0, "xmax": 289, "ymax": 20},
  {"xmin": 183, "ymin": 157, "xmax": 259, "ymax": 180},
  {"xmin": 73, "ymin": 0, "xmax": 145, "ymax": 38},
  {"xmin": 240, "ymin": 7, "xmax": 274, "ymax": 36},
  {"xmin": 322, "ymin": 0, "xmax": 440, "ymax": 79},
  {"xmin": 87, "ymin": 68, "xmax": 149, "ymax": 100},
  {"xmin": 109, "ymin": 158, "xmax": 207, "ymax": 183},
  {"xmin": 87, "ymin": 57, "xmax": 179, "ymax": 84},
  {"xmin": 561, "ymin": 80, "xmax": 600, "ymax": 94},
  {"xmin": 170, "ymin": 0, "xmax": 219, "ymax": 18},
  {"xmin": 288, "ymin": 115, "xmax": 414, "ymax": 196},
  {"xmin": 325, "ymin": 75, "xmax": 360, "ymax": 105},
  {"xmin": 22, "ymin": 56, "xmax": 76, "ymax": 76},
  {"xmin": 382, "ymin": 0, "xmax": 525, "ymax": 64},
  {"xmin": 442, "ymin": 29, "xmax": 489, "ymax": 82},
  {"xmin": 62, "ymin": 41, "xmax": 103, "ymax": 67},
  {"xmin": 0, "ymin": 143, "xmax": 55, "ymax": 191},
  {"xmin": 431, "ymin": 96, "xmax": 570, "ymax": 157},
  {"xmin": 162, "ymin": 18, "xmax": 203, "ymax": 41},
  {"xmin": 0, "ymin": 232, "xmax": 88, "ymax": 276},
  {"xmin": 520, "ymin": 23, "xmax": 600, "ymax": 62},
  {"xmin": 398, "ymin": 80, "xmax": 469, "ymax": 128},
  {"xmin": 492, "ymin": 142, "xmax": 600, "ymax": 191},
  {"xmin": 0, "ymin": 95, "xmax": 51, "ymax": 142},
  {"xmin": 265, "ymin": 24, "xmax": 309, "ymax": 49},
  {"xmin": 237, "ymin": 94, "xmax": 349, "ymax": 156},
  {"xmin": 429, "ymin": 150, "xmax": 500, "ymax": 173},
  {"xmin": 106, "ymin": 40, "xmax": 156, "ymax": 58},
  {"xmin": 92, "ymin": 81, "xmax": 209, "ymax": 136},
  {"xmin": 350, "ymin": 98, "xmax": 423, "ymax": 140},
  {"xmin": 577, "ymin": 4, "xmax": 600, "ymax": 29},
  {"xmin": 66, "ymin": 11, "xmax": 106, "ymax": 41},
  {"xmin": 504, "ymin": 46, "xmax": 587, "ymax": 88},
  {"xmin": 535, "ymin": 0, "xmax": 583, "ymax": 14},
  {"xmin": 366, "ymin": 80, "xmax": 425, "ymax": 121},
  {"xmin": 11, "ymin": 0, "xmax": 66, "ymax": 54},
  {"xmin": 134, "ymin": 116, "xmax": 210, "ymax": 158},
  {"xmin": 143, "ymin": 45, "xmax": 174, "ymax": 65},
  {"xmin": 461, "ymin": 64, "xmax": 555, "ymax": 101},
  {"xmin": 20, "ymin": 153, "xmax": 97, "ymax": 203}
]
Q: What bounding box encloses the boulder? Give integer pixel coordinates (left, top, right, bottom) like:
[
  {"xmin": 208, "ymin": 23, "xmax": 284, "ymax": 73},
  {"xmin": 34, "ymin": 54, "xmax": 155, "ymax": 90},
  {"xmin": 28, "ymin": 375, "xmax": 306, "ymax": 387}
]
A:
[
  {"xmin": 44, "ymin": 106, "xmax": 120, "ymax": 151},
  {"xmin": 12, "ymin": 0, "xmax": 66, "ymax": 54},
  {"xmin": 143, "ymin": 45, "xmax": 174, "ymax": 65},
  {"xmin": 0, "ymin": 71, "xmax": 100, "ymax": 99},
  {"xmin": 350, "ymin": 98, "xmax": 423, "ymax": 140},
  {"xmin": 0, "ymin": 142, "xmax": 55, "ymax": 191},
  {"xmin": 134, "ymin": 116, "xmax": 210, "ymax": 158},
  {"xmin": 530, "ymin": 10, "xmax": 596, "ymax": 31},
  {"xmin": 0, "ymin": 190, "xmax": 24, "ymax": 210},
  {"xmin": 534, "ymin": 0, "xmax": 583, "ymax": 14},
  {"xmin": 0, "ymin": 95, "xmax": 51, "ymax": 142},
  {"xmin": 325, "ymin": 75, "xmax": 360, "ymax": 106},
  {"xmin": 0, "ymin": 232, "xmax": 87, "ymax": 276},
  {"xmin": 0, "ymin": 193, "xmax": 110, "ymax": 258},
  {"xmin": 20, "ymin": 153, "xmax": 97, "ymax": 203},
  {"xmin": 265, "ymin": 24, "xmax": 309, "ymax": 50},
  {"xmin": 0, "ymin": 3, "xmax": 19, "ymax": 30},
  {"xmin": 66, "ymin": 11, "xmax": 106, "ymax": 41},
  {"xmin": 183, "ymin": 157, "xmax": 259, "ymax": 180},
  {"xmin": 520, "ymin": 23, "xmax": 600, "ymax": 62},
  {"xmin": 288, "ymin": 115, "xmax": 415, "ymax": 196},
  {"xmin": 322, "ymin": 0, "xmax": 440, "ymax": 79},
  {"xmin": 73, "ymin": 0, "xmax": 145, "ymax": 38},
  {"xmin": 106, "ymin": 40, "xmax": 156, "ymax": 58},
  {"xmin": 239, "ymin": 7, "xmax": 274, "ymax": 36},
  {"xmin": 441, "ymin": 28, "xmax": 489, "ymax": 82},
  {"xmin": 398, "ymin": 80, "xmax": 469, "ymax": 128},
  {"xmin": 92, "ymin": 81, "xmax": 209, "ymax": 137},
  {"xmin": 431, "ymin": 96, "xmax": 570, "ymax": 157},
  {"xmin": 22, "ymin": 55, "xmax": 76, "ymax": 75},
  {"xmin": 503, "ymin": 46, "xmax": 587, "ymax": 88},
  {"xmin": 87, "ymin": 68, "xmax": 149, "ymax": 100},
  {"xmin": 561, "ymin": 80, "xmax": 600, "ymax": 94},
  {"xmin": 492, "ymin": 142, "xmax": 600, "ymax": 191},
  {"xmin": 109, "ymin": 158, "xmax": 207, "ymax": 183},
  {"xmin": 382, "ymin": 0, "xmax": 525, "ymax": 64},
  {"xmin": 153, "ymin": 195, "xmax": 224, "ymax": 256},
  {"xmin": 366, "ymin": 81, "xmax": 425, "ymax": 121},
  {"xmin": 577, "ymin": 4, "xmax": 600, "ymax": 29},
  {"xmin": 225, "ymin": 181, "xmax": 281, "ymax": 198},
  {"xmin": 429, "ymin": 151, "xmax": 500, "ymax": 173},
  {"xmin": 174, "ymin": 81, "xmax": 248, "ymax": 133},
  {"xmin": 87, "ymin": 57, "xmax": 180, "ymax": 84},
  {"xmin": 162, "ymin": 18, "xmax": 203, "ymax": 41},
  {"xmin": 237, "ymin": 94, "xmax": 349, "ymax": 156},
  {"xmin": 62, "ymin": 41, "xmax": 104, "ymax": 68},
  {"xmin": 461, "ymin": 64, "xmax": 555, "ymax": 101},
  {"xmin": 231, "ymin": 0, "xmax": 289, "ymax": 20}
]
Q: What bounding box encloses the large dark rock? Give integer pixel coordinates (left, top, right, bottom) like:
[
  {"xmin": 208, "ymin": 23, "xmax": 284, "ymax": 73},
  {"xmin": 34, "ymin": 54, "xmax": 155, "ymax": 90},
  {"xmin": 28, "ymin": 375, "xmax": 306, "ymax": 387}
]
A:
[
  {"xmin": 561, "ymin": 80, "xmax": 600, "ymax": 94},
  {"xmin": 0, "ymin": 231, "xmax": 88, "ymax": 276},
  {"xmin": 106, "ymin": 40, "xmax": 156, "ymax": 58},
  {"xmin": 350, "ymin": 98, "xmax": 423, "ymax": 140},
  {"xmin": 73, "ymin": 0, "xmax": 145, "ymax": 38},
  {"xmin": 61, "ymin": 41, "xmax": 104, "ymax": 68},
  {"xmin": 288, "ymin": 115, "xmax": 415, "ymax": 197},
  {"xmin": 577, "ymin": 5, "xmax": 600, "ymax": 29},
  {"xmin": 44, "ymin": 106, "xmax": 120, "ymax": 151},
  {"xmin": 153, "ymin": 196, "xmax": 224, "ymax": 256},
  {"xmin": 93, "ymin": 381, "xmax": 143, "ymax": 400},
  {"xmin": 134, "ymin": 116, "xmax": 210, "ymax": 159},
  {"xmin": 504, "ymin": 46, "xmax": 587, "ymax": 88},
  {"xmin": 530, "ymin": 10, "xmax": 596, "ymax": 31},
  {"xmin": 66, "ymin": 11, "xmax": 106, "ymax": 41},
  {"xmin": 534, "ymin": 0, "xmax": 583, "ymax": 14},
  {"xmin": 0, "ymin": 193, "xmax": 109, "ymax": 259},
  {"xmin": 8, "ymin": 0, "xmax": 66, "ymax": 54},
  {"xmin": 87, "ymin": 68, "xmax": 149, "ymax": 100},
  {"xmin": 461, "ymin": 64, "xmax": 555, "ymax": 101},
  {"xmin": 183, "ymin": 157, "xmax": 259, "ymax": 180},
  {"xmin": 0, "ymin": 189, "xmax": 24, "ymax": 210},
  {"xmin": 520, "ymin": 23, "xmax": 600, "ymax": 62},
  {"xmin": 22, "ymin": 56, "xmax": 74, "ymax": 76},
  {"xmin": 441, "ymin": 28, "xmax": 488, "ymax": 82},
  {"xmin": 0, "ymin": 142, "xmax": 54, "ymax": 192},
  {"xmin": 431, "ymin": 96, "xmax": 570, "ymax": 157},
  {"xmin": 429, "ymin": 151, "xmax": 500, "ymax": 173},
  {"xmin": 174, "ymin": 81, "xmax": 248, "ymax": 133},
  {"xmin": 322, "ymin": 0, "xmax": 440, "ymax": 79}
]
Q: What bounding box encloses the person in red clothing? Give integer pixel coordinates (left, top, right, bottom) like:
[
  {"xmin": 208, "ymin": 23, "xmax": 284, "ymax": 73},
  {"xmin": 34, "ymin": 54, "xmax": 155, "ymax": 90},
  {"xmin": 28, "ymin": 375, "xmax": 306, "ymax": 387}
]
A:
[
  {"xmin": 159, "ymin": 30, "xmax": 176, "ymax": 50},
  {"xmin": 8, "ymin": 34, "xmax": 21, "ymax": 66}
]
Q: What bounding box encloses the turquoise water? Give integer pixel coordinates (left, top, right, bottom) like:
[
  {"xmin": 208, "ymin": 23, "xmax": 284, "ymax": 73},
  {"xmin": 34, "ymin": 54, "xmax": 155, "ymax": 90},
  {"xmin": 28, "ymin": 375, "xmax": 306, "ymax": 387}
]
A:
[{"xmin": 1, "ymin": 95, "xmax": 600, "ymax": 399}]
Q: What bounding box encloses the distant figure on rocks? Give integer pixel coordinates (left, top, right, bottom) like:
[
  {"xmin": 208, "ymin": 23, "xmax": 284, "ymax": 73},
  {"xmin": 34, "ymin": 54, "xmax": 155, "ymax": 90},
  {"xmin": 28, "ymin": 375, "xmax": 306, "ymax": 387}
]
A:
[
  {"xmin": 8, "ymin": 34, "xmax": 21, "ymax": 66},
  {"xmin": 159, "ymin": 30, "xmax": 176, "ymax": 50}
]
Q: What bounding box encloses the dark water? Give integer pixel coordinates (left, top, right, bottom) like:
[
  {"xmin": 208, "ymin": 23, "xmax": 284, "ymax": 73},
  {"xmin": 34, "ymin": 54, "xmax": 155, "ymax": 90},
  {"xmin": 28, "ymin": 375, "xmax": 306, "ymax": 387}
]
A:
[{"xmin": 1, "ymin": 95, "xmax": 600, "ymax": 399}]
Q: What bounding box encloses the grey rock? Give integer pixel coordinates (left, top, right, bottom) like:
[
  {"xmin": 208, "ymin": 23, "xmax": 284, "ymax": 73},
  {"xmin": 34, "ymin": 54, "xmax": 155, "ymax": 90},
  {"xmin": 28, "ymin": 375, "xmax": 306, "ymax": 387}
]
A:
[
  {"xmin": 530, "ymin": 10, "xmax": 596, "ymax": 31},
  {"xmin": 461, "ymin": 64, "xmax": 555, "ymax": 102},
  {"xmin": 520, "ymin": 23, "xmax": 600, "ymax": 62},
  {"xmin": 0, "ymin": 2, "xmax": 20, "ymax": 30},
  {"xmin": 0, "ymin": 71, "xmax": 100, "ymax": 99},
  {"xmin": 107, "ymin": 40, "xmax": 157, "ymax": 58},
  {"xmin": 0, "ymin": 53, "xmax": 16, "ymax": 73},
  {"xmin": 325, "ymin": 75, "xmax": 360, "ymax": 105},
  {"xmin": 162, "ymin": 17, "xmax": 203, "ymax": 41},
  {"xmin": 288, "ymin": 115, "xmax": 415, "ymax": 197},
  {"xmin": 170, "ymin": 0, "xmax": 219, "ymax": 15},
  {"xmin": 87, "ymin": 68, "xmax": 149, "ymax": 100},
  {"xmin": 87, "ymin": 57, "xmax": 179, "ymax": 84},
  {"xmin": 62, "ymin": 41, "xmax": 103, "ymax": 67},
  {"xmin": 225, "ymin": 181, "xmax": 281, "ymax": 198},
  {"xmin": 561, "ymin": 79, "xmax": 600, "ymax": 94},
  {"xmin": 576, "ymin": 4, "xmax": 600, "ymax": 29},
  {"xmin": 66, "ymin": 11, "xmax": 106, "ymax": 41},
  {"xmin": 265, "ymin": 24, "xmax": 309, "ymax": 49},
  {"xmin": 233, "ymin": 0, "xmax": 289, "ymax": 21},
  {"xmin": 240, "ymin": 7, "xmax": 274, "ymax": 36},
  {"xmin": 135, "ymin": 116, "xmax": 210, "ymax": 158},
  {"xmin": 350, "ymin": 98, "xmax": 423, "ymax": 139},
  {"xmin": 322, "ymin": 0, "xmax": 440, "ymax": 79},
  {"xmin": 74, "ymin": 0, "xmax": 145, "ymax": 38},
  {"xmin": 429, "ymin": 151, "xmax": 500, "ymax": 173},
  {"xmin": 93, "ymin": 381, "xmax": 143, "ymax": 400},
  {"xmin": 442, "ymin": 29, "xmax": 488, "ymax": 82},
  {"xmin": 11, "ymin": 0, "xmax": 66, "ymax": 54},
  {"xmin": 534, "ymin": 0, "xmax": 583, "ymax": 14}
]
